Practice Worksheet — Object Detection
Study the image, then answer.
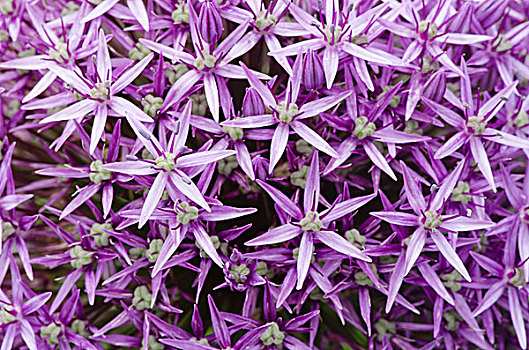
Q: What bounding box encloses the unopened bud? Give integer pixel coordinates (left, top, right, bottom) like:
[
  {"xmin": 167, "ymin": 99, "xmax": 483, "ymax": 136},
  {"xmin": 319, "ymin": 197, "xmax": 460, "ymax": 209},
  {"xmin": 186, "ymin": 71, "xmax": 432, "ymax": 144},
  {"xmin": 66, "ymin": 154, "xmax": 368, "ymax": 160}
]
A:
[
  {"xmin": 423, "ymin": 70, "xmax": 446, "ymax": 103},
  {"xmin": 198, "ymin": 1, "xmax": 223, "ymax": 44},
  {"xmin": 302, "ymin": 50, "xmax": 325, "ymax": 90},
  {"xmin": 242, "ymin": 87, "xmax": 266, "ymax": 116}
]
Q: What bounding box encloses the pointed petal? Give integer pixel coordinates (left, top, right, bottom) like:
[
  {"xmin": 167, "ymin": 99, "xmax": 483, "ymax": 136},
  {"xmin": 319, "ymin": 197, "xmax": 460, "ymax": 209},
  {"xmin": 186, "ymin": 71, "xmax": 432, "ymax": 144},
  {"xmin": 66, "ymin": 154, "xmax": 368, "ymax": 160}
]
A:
[
  {"xmin": 441, "ymin": 216, "xmax": 495, "ymax": 231},
  {"xmin": 112, "ymin": 53, "xmax": 154, "ymax": 93},
  {"xmin": 430, "ymin": 229, "xmax": 472, "ymax": 282},
  {"xmin": 509, "ymin": 288, "xmax": 527, "ymax": 349},
  {"xmin": 363, "ymin": 142, "xmax": 396, "ymax": 180},
  {"xmin": 177, "ymin": 150, "xmax": 236, "ymax": 168},
  {"xmin": 434, "ymin": 131, "xmax": 468, "ymax": 159},
  {"xmin": 40, "ymin": 99, "xmax": 98, "ymax": 124},
  {"xmin": 314, "ymin": 230, "xmax": 371, "ymax": 261},
  {"xmin": 417, "ymin": 263, "xmax": 454, "ymax": 305},
  {"xmin": 401, "ymin": 161, "xmax": 426, "ymax": 215},
  {"xmin": 195, "ymin": 226, "xmax": 223, "ymax": 267},
  {"xmin": 204, "ymin": 74, "xmax": 220, "ymax": 122},
  {"xmin": 472, "ymin": 282, "xmax": 506, "ymax": 317},
  {"xmin": 296, "ymin": 232, "xmax": 314, "ymax": 290},
  {"xmin": 404, "ymin": 228, "xmax": 427, "ymax": 275},
  {"xmin": 299, "ymin": 91, "xmax": 350, "ymax": 119},
  {"xmin": 255, "ymin": 179, "xmax": 303, "ymax": 219},
  {"xmin": 245, "ymin": 224, "xmax": 302, "ymax": 246},
  {"xmin": 269, "ymin": 123, "xmax": 290, "ymax": 173},
  {"xmin": 322, "ymin": 193, "xmax": 377, "ymax": 224},
  {"xmin": 386, "ymin": 254, "xmax": 406, "ymax": 313},
  {"xmin": 304, "ymin": 151, "xmax": 320, "ymax": 213},
  {"xmin": 127, "ymin": 0, "xmax": 149, "ymax": 31},
  {"xmin": 81, "ymin": 0, "xmax": 120, "ymax": 23},
  {"xmin": 431, "ymin": 159, "xmax": 465, "ymax": 211},
  {"xmin": 369, "ymin": 211, "xmax": 419, "ymax": 226},
  {"xmin": 290, "ymin": 121, "xmax": 338, "ymax": 158},
  {"xmin": 139, "ymin": 173, "xmax": 168, "ymax": 228},
  {"xmin": 90, "ymin": 104, "xmax": 108, "ymax": 154},
  {"xmin": 323, "ymin": 48, "xmax": 339, "ymax": 89},
  {"xmin": 110, "ymin": 96, "xmax": 153, "ymax": 123},
  {"xmin": 60, "ymin": 184, "xmax": 101, "ymax": 220},
  {"xmin": 169, "ymin": 171, "xmax": 210, "ymax": 211}
]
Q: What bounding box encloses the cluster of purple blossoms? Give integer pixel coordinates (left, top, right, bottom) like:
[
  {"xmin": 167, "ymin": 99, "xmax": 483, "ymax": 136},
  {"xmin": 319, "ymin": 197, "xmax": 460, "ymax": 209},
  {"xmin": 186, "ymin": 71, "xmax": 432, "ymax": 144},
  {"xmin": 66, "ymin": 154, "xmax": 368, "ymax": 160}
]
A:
[{"xmin": 2, "ymin": 0, "xmax": 529, "ymax": 348}]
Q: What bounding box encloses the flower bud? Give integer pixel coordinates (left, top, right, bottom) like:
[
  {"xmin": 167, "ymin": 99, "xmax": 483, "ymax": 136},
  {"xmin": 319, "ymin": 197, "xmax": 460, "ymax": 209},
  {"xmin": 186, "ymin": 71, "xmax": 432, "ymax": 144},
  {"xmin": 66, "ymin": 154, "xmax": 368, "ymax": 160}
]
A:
[
  {"xmin": 242, "ymin": 87, "xmax": 266, "ymax": 116},
  {"xmin": 423, "ymin": 70, "xmax": 446, "ymax": 103},
  {"xmin": 198, "ymin": 1, "xmax": 223, "ymax": 44},
  {"xmin": 475, "ymin": 0, "xmax": 508, "ymax": 29},
  {"xmin": 302, "ymin": 50, "xmax": 324, "ymax": 90}
]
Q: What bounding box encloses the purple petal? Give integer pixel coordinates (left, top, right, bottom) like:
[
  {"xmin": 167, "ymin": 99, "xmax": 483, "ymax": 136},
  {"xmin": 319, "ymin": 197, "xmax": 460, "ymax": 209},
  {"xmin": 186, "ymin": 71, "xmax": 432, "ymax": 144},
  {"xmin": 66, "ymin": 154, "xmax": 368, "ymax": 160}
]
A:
[
  {"xmin": 296, "ymin": 232, "xmax": 314, "ymax": 290},
  {"xmin": 370, "ymin": 211, "xmax": 419, "ymax": 226},
  {"xmin": 472, "ymin": 282, "xmax": 506, "ymax": 317},
  {"xmin": 255, "ymin": 179, "xmax": 303, "ymax": 219},
  {"xmin": 60, "ymin": 183, "xmax": 101, "ymax": 220},
  {"xmin": 314, "ymin": 230, "xmax": 371, "ymax": 261},
  {"xmin": 112, "ymin": 53, "xmax": 154, "ymax": 94},
  {"xmin": 417, "ymin": 263, "xmax": 454, "ymax": 305},
  {"xmin": 177, "ymin": 150, "xmax": 236, "ymax": 168},
  {"xmin": 290, "ymin": 121, "xmax": 339, "ymax": 158},
  {"xmin": 508, "ymin": 288, "xmax": 527, "ymax": 349},
  {"xmin": 40, "ymin": 99, "xmax": 98, "ymax": 124},
  {"xmin": 304, "ymin": 151, "xmax": 320, "ymax": 213},
  {"xmin": 404, "ymin": 227, "xmax": 427, "ymax": 275},
  {"xmin": 139, "ymin": 173, "xmax": 168, "ymax": 228},
  {"xmin": 269, "ymin": 123, "xmax": 290, "ymax": 173},
  {"xmin": 430, "ymin": 229, "xmax": 472, "ymax": 282},
  {"xmin": 245, "ymin": 224, "xmax": 301, "ymax": 246}
]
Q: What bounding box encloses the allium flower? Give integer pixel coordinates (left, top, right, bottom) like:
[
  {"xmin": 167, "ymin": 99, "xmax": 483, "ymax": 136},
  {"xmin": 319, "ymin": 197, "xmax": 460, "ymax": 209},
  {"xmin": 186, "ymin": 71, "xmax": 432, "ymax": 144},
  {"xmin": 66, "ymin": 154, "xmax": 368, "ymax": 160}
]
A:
[
  {"xmin": 3, "ymin": 0, "xmax": 529, "ymax": 349},
  {"xmin": 38, "ymin": 30, "xmax": 154, "ymax": 154}
]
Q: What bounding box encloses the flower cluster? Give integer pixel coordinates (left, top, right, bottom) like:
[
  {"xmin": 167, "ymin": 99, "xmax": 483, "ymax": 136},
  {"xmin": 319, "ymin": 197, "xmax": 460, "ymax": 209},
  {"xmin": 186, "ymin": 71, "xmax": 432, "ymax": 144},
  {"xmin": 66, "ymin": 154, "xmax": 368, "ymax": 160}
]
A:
[{"xmin": 1, "ymin": 0, "xmax": 529, "ymax": 349}]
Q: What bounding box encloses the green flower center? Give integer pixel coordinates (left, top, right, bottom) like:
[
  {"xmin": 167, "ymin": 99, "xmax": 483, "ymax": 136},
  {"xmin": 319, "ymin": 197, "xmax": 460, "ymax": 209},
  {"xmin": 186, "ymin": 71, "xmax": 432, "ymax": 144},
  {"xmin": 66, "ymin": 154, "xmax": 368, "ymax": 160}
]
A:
[
  {"xmin": 345, "ymin": 228, "xmax": 366, "ymax": 248},
  {"xmin": 0, "ymin": 0, "xmax": 13, "ymax": 14},
  {"xmin": 194, "ymin": 51, "xmax": 216, "ymax": 71},
  {"xmin": 132, "ymin": 286, "xmax": 152, "ymax": 310},
  {"xmin": 229, "ymin": 263, "xmax": 250, "ymax": 283},
  {"xmin": 255, "ymin": 11, "xmax": 277, "ymax": 31},
  {"xmin": 142, "ymin": 335, "xmax": 164, "ymax": 350},
  {"xmin": 0, "ymin": 304, "xmax": 15, "ymax": 324},
  {"xmin": 374, "ymin": 319, "xmax": 395, "ymax": 342},
  {"xmin": 217, "ymin": 155, "xmax": 238, "ymax": 176},
  {"xmin": 172, "ymin": 2, "xmax": 189, "ymax": 24},
  {"xmin": 323, "ymin": 25, "xmax": 343, "ymax": 44},
  {"xmin": 129, "ymin": 43, "xmax": 151, "ymax": 61},
  {"xmin": 422, "ymin": 210, "xmax": 442, "ymax": 229},
  {"xmin": 290, "ymin": 165, "xmax": 309, "ymax": 189},
  {"xmin": 196, "ymin": 235, "xmax": 225, "ymax": 258},
  {"xmin": 89, "ymin": 160, "xmax": 112, "ymax": 184},
  {"xmin": 418, "ymin": 20, "xmax": 438, "ymax": 39},
  {"xmin": 514, "ymin": 110, "xmax": 529, "ymax": 128},
  {"xmin": 40, "ymin": 323, "xmax": 61, "ymax": 345},
  {"xmin": 155, "ymin": 152, "xmax": 177, "ymax": 171},
  {"xmin": 222, "ymin": 126, "xmax": 244, "ymax": 141},
  {"xmin": 277, "ymin": 101, "xmax": 299, "ymax": 123},
  {"xmin": 295, "ymin": 139, "xmax": 314, "ymax": 156},
  {"xmin": 352, "ymin": 34, "xmax": 369, "ymax": 45},
  {"xmin": 451, "ymin": 181, "xmax": 471, "ymax": 204},
  {"xmin": 146, "ymin": 239, "xmax": 163, "ymax": 262},
  {"xmin": 69, "ymin": 319, "xmax": 89, "ymax": 338},
  {"xmin": 61, "ymin": 1, "xmax": 79, "ymax": 16},
  {"xmin": 260, "ymin": 322, "xmax": 285, "ymax": 347},
  {"xmin": 70, "ymin": 245, "xmax": 92, "ymax": 269},
  {"xmin": 466, "ymin": 115, "xmax": 486, "ymax": 135},
  {"xmin": 2, "ymin": 222, "xmax": 14, "ymax": 241},
  {"xmin": 508, "ymin": 268, "xmax": 526, "ymax": 288},
  {"xmin": 142, "ymin": 94, "xmax": 164, "ymax": 117},
  {"xmin": 48, "ymin": 43, "xmax": 69, "ymax": 64},
  {"xmin": 90, "ymin": 223, "xmax": 112, "ymax": 247},
  {"xmin": 442, "ymin": 270, "xmax": 462, "ymax": 292},
  {"xmin": 353, "ymin": 116, "xmax": 376, "ymax": 140},
  {"xmin": 166, "ymin": 64, "xmax": 189, "ymax": 84},
  {"xmin": 300, "ymin": 211, "xmax": 323, "ymax": 232},
  {"xmin": 443, "ymin": 311, "xmax": 461, "ymax": 331},
  {"xmin": 492, "ymin": 34, "xmax": 513, "ymax": 53},
  {"xmin": 89, "ymin": 82, "xmax": 109, "ymax": 101},
  {"xmin": 176, "ymin": 201, "xmax": 199, "ymax": 225}
]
